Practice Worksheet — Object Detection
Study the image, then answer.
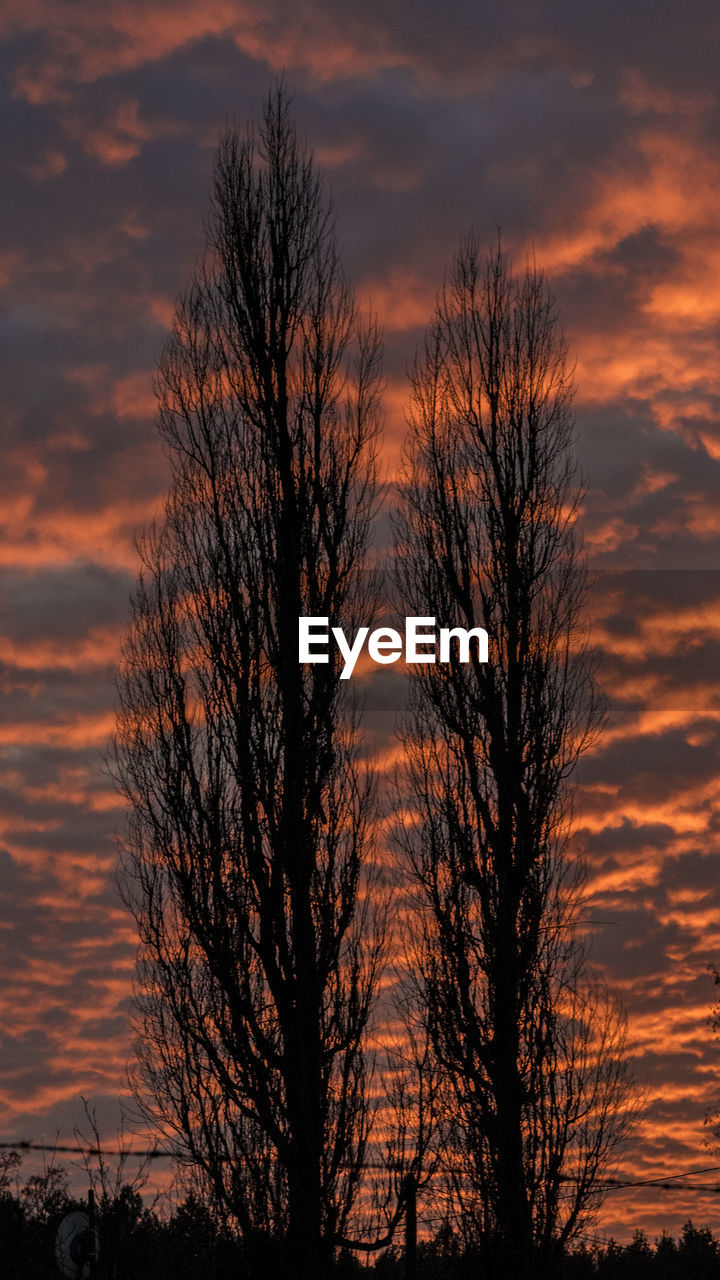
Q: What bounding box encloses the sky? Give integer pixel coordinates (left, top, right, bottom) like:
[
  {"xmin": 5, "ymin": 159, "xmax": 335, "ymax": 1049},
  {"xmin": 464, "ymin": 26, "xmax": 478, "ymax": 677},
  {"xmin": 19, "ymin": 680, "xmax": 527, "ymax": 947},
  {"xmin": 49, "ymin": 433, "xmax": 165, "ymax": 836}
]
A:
[{"xmin": 2, "ymin": 0, "xmax": 720, "ymax": 1248}]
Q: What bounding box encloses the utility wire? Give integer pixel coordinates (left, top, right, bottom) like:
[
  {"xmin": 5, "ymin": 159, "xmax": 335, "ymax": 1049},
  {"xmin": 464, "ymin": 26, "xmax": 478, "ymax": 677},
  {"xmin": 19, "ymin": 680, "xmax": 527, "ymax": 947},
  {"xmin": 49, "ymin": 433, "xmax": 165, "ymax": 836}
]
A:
[
  {"xmin": 0, "ymin": 1141, "xmax": 171, "ymax": 1159},
  {"xmin": 599, "ymin": 1165, "xmax": 720, "ymax": 1193},
  {"xmin": 5, "ymin": 1142, "xmax": 720, "ymax": 1195}
]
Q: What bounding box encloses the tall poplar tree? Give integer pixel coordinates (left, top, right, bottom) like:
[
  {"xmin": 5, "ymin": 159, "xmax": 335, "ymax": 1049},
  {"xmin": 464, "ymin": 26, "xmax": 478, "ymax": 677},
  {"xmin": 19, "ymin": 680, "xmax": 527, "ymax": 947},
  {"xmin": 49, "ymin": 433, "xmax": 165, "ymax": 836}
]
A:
[
  {"xmin": 114, "ymin": 89, "xmax": 383, "ymax": 1280},
  {"xmin": 395, "ymin": 240, "xmax": 632, "ymax": 1280}
]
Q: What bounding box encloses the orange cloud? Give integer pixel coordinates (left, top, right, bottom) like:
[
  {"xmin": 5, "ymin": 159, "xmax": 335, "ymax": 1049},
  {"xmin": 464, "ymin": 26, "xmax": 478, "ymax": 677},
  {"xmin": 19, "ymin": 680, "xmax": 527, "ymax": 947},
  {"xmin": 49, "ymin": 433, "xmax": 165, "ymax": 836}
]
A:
[
  {"xmin": 585, "ymin": 517, "xmax": 641, "ymax": 556},
  {"xmin": 27, "ymin": 148, "xmax": 68, "ymax": 181},
  {"xmin": 0, "ymin": 626, "xmax": 123, "ymax": 672},
  {"xmin": 541, "ymin": 128, "xmax": 720, "ymax": 274},
  {"xmin": 620, "ymin": 68, "xmax": 716, "ymax": 119},
  {"xmin": 591, "ymin": 601, "xmax": 720, "ymax": 664},
  {"xmin": 4, "ymin": 1, "xmax": 410, "ymax": 108},
  {"xmin": 0, "ymin": 248, "xmax": 24, "ymax": 288},
  {"xmin": 0, "ymin": 710, "xmax": 116, "ymax": 748},
  {"xmin": 63, "ymin": 98, "xmax": 188, "ymax": 167},
  {"xmin": 6, "ymin": 1, "xmax": 244, "ymax": 103},
  {"xmin": 358, "ymin": 269, "xmax": 435, "ymax": 334},
  {"xmin": 528, "ymin": 126, "xmax": 720, "ymax": 456},
  {"xmin": 0, "ymin": 497, "xmax": 163, "ymax": 571}
]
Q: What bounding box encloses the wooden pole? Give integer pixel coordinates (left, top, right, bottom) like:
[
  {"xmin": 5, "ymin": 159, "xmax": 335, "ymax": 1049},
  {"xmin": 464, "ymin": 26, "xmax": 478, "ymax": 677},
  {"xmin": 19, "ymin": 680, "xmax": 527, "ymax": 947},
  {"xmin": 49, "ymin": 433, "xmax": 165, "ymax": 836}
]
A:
[
  {"xmin": 404, "ymin": 1174, "xmax": 417, "ymax": 1280},
  {"xmin": 87, "ymin": 1187, "xmax": 96, "ymax": 1280}
]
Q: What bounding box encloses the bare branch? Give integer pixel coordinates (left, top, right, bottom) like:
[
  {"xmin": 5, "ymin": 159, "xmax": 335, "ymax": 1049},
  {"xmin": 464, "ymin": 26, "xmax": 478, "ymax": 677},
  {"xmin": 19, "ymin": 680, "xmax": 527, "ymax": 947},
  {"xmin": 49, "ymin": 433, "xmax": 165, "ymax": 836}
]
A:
[
  {"xmin": 112, "ymin": 86, "xmax": 385, "ymax": 1280},
  {"xmin": 393, "ymin": 238, "xmax": 634, "ymax": 1280}
]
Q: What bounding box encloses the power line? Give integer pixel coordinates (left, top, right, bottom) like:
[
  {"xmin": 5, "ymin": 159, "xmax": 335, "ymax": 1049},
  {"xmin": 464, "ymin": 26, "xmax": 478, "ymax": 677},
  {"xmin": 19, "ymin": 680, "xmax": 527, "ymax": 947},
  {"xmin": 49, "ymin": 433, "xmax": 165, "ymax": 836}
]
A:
[
  {"xmin": 599, "ymin": 1164, "xmax": 720, "ymax": 1194},
  {"xmin": 0, "ymin": 1141, "xmax": 172, "ymax": 1159},
  {"xmin": 5, "ymin": 1142, "xmax": 720, "ymax": 1196}
]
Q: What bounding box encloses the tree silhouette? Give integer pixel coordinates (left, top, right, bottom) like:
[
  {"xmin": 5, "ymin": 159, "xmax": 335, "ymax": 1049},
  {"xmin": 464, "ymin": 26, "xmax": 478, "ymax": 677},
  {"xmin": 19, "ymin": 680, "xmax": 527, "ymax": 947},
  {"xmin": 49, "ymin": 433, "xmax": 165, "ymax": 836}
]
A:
[
  {"xmin": 113, "ymin": 88, "xmax": 384, "ymax": 1280},
  {"xmin": 394, "ymin": 240, "xmax": 633, "ymax": 1280}
]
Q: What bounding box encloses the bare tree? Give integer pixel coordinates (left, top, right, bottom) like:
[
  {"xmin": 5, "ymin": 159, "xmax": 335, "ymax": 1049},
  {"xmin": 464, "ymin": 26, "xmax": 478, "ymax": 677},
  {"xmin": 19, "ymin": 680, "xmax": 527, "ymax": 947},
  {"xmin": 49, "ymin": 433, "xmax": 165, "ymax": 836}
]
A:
[
  {"xmin": 112, "ymin": 87, "xmax": 385, "ymax": 1280},
  {"xmin": 72, "ymin": 1099, "xmax": 153, "ymax": 1280},
  {"xmin": 0, "ymin": 1149, "xmax": 21, "ymax": 1201},
  {"xmin": 394, "ymin": 240, "xmax": 633, "ymax": 1279},
  {"xmin": 704, "ymin": 967, "xmax": 720, "ymax": 1153}
]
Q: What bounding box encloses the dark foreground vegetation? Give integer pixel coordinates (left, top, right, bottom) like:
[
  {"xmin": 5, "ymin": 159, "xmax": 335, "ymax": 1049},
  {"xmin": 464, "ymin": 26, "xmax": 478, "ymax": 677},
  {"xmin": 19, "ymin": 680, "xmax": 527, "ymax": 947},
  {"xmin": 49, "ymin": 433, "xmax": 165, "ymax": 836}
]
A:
[
  {"xmin": 3, "ymin": 1159, "xmax": 720, "ymax": 1280},
  {"xmin": 379, "ymin": 1225, "xmax": 720, "ymax": 1280}
]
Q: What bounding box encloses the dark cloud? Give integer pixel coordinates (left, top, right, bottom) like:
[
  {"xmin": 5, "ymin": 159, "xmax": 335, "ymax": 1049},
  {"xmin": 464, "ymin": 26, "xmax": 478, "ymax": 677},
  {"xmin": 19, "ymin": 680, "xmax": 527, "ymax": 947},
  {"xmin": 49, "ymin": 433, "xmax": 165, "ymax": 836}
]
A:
[{"xmin": 2, "ymin": 0, "xmax": 720, "ymax": 1244}]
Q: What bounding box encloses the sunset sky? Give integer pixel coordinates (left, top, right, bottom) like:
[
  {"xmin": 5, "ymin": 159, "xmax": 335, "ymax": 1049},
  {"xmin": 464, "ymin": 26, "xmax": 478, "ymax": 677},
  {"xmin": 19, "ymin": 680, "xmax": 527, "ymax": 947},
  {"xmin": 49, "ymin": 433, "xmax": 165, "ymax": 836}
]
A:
[{"xmin": 3, "ymin": 0, "xmax": 720, "ymax": 1247}]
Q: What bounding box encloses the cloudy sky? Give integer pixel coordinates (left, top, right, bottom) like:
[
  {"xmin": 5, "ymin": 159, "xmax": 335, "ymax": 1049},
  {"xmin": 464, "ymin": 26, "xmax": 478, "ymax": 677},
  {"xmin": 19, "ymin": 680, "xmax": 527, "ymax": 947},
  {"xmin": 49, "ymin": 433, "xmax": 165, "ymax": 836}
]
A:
[{"xmin": 2, "ymin": 0, "xmax": 720, "ymax": 1245}]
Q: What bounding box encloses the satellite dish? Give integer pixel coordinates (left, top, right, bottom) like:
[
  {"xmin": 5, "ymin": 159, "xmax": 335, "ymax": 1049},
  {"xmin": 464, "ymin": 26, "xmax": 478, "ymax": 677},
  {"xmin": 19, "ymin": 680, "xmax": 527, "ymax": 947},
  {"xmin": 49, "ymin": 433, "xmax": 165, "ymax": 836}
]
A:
[{"xmin": 55, "ymin": 1211, "xmax": 98, "ymax": 1280}]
